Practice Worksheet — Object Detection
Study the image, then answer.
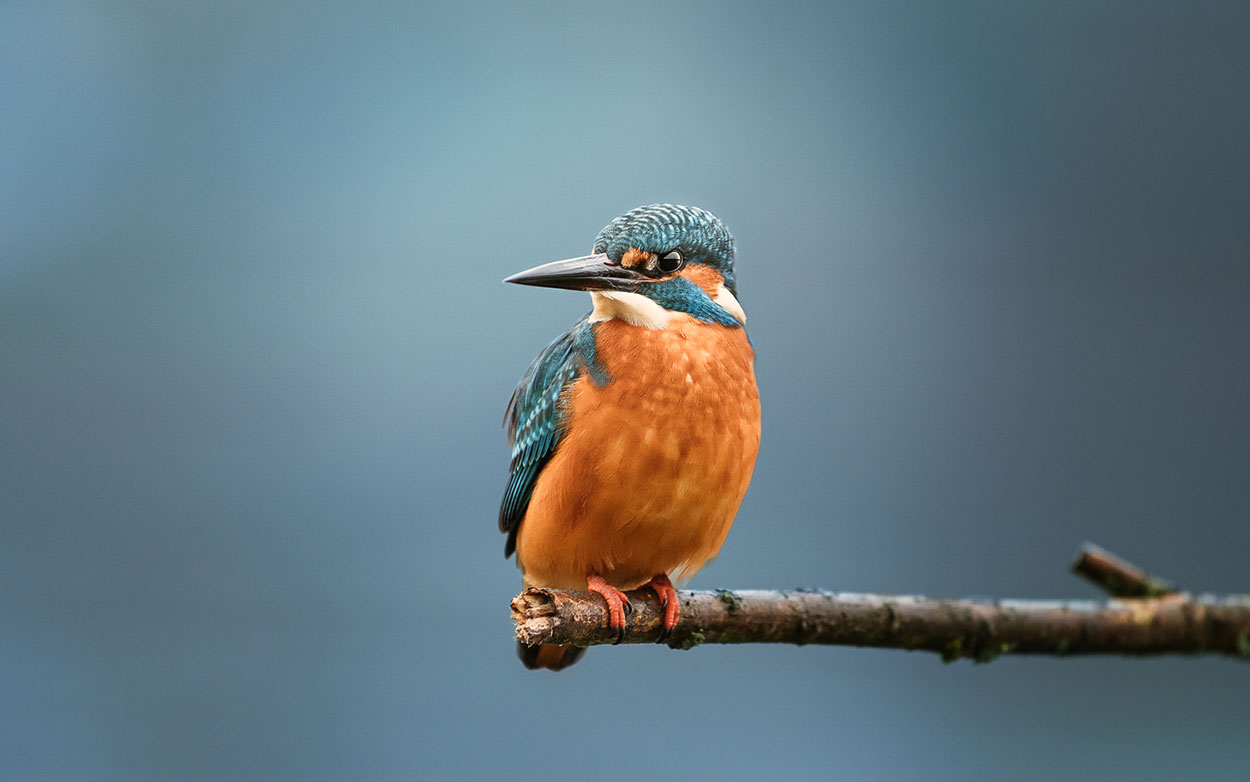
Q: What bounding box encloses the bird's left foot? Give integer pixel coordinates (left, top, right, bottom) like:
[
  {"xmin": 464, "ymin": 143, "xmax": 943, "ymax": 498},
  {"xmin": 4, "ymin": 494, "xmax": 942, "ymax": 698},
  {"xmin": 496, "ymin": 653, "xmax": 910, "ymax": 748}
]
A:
[
  {"xmin": 647, "ymin": 573, "xmax": 680, "ymax": 643},
  {"xmin": 586, "ymin": 573, "xmax": 632, "ymax": 644}
]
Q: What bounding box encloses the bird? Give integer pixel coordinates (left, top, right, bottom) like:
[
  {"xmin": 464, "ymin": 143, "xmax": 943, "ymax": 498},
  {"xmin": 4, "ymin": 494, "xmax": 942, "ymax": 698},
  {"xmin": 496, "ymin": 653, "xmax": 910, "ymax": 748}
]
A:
[{"xmin": 500, "ymin": 203, "xmax": 761, "ymax": 670}]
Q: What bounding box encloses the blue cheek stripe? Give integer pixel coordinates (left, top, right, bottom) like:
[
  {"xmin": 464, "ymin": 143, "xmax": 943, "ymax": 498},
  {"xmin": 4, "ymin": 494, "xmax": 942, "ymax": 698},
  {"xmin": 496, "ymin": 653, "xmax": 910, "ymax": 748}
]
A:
[{"xmin": 647, "ymin": 276, "xmax": 744, "ymax": 327}]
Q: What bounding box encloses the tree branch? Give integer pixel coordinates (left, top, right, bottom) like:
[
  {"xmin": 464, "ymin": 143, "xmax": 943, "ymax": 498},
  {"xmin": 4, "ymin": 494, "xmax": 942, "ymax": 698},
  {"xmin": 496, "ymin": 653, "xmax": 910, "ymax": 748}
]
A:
[
  {"xmin": 511, "ymin": 544, "xmax": 1250, "ymax": 661},
  {"xmin": 1071, "ymin": 542, "xmax": 1176, "ymax": 597}
]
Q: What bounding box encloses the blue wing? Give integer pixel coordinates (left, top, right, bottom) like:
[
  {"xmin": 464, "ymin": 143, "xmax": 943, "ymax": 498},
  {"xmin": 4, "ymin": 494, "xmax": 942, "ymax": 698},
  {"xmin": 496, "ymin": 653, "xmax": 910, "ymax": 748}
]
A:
[{"xmin": 500, "ymin": 318, "xmax": 604, "ymax": 558}]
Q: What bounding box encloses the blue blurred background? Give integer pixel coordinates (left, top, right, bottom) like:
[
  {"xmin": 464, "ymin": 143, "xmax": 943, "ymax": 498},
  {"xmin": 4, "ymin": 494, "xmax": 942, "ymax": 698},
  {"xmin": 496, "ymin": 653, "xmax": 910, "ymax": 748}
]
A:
[{"xmin": 3, "ymin": 1, "xmax": 1248, "ymax": 779}]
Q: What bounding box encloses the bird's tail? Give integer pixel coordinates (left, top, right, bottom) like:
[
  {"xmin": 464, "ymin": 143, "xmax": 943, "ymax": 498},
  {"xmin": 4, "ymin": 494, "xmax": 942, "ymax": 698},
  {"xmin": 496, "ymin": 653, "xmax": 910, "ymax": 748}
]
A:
[{"xmin": 517, "ymin": 642, "xmax": 585, "ymax": 671}]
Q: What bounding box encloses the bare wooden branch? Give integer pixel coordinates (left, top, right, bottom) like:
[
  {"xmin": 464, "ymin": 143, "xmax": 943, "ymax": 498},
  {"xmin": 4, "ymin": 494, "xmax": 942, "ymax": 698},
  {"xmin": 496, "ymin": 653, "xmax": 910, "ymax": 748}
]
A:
[
  {"xmin": 511, "ymin": 547, "xmax": 1250, "ymax": 662},
  {"xmin": 1072, "ymin": 542, "xmax": 1176, "ymax": 597}
]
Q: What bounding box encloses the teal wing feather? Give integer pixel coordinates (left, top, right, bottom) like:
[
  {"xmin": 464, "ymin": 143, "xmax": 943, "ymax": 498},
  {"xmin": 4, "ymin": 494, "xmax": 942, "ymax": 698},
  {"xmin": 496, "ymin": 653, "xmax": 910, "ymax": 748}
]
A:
[{"xmin": 500, "ymin": 318, "xmax": 604, "ymax": 558}]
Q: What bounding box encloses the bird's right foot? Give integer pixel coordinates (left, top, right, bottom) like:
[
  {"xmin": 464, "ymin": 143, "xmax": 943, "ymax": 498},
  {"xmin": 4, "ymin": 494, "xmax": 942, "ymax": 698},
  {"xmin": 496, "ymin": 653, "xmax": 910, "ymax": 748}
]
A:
[
  {"xmin": 646, "ymin": 573, "xmax": 680, "ymax": 643},
  {"xmin": 586, "ymin": 574, "xmax": 631, "ymax": 644}
]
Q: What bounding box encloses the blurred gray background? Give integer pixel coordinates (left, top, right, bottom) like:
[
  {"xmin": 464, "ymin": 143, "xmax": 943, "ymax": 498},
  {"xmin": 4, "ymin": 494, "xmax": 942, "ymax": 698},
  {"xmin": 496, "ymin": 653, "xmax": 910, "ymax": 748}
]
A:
[{"xmin": 3, "ymin": 1, "xmax": 1248, "ymax": 779}]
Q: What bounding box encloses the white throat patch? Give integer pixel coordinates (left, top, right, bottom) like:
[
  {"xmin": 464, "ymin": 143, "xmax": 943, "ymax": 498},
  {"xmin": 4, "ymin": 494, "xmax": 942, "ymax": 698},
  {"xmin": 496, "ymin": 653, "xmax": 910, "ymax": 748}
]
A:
[
  {"xmin": 588, "ymin": 291, "xmax": 672, "ymax": 329},
  {"xmin": 588, "ymin": 285, "xmax": 747, "ymax": 329}
]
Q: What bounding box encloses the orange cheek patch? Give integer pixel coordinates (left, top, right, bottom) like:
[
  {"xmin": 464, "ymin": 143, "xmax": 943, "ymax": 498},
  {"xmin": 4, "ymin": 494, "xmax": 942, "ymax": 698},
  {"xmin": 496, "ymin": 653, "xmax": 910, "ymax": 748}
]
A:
[
  {"xmin": 620, "ymin": 247, "xmax": 655, "ymax": 269},
  {"xmin": 679, "ymin": 265, "xmax": 726, "ymax": 296}
]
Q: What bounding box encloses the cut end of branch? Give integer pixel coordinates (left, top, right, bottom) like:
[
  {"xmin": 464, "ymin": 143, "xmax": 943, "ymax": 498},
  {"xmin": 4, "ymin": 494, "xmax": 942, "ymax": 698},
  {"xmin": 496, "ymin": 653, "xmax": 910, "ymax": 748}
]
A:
[{"xmin": 511, "ymin": 588, "xmax": 561, "ymax": 646}]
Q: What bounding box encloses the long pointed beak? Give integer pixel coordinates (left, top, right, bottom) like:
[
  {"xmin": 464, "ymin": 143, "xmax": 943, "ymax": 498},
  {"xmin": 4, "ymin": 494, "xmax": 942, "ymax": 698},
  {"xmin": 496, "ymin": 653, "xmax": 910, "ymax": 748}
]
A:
[{"xmin": 503, "ymin": 253, "xmax": 647, "ymax": 292}]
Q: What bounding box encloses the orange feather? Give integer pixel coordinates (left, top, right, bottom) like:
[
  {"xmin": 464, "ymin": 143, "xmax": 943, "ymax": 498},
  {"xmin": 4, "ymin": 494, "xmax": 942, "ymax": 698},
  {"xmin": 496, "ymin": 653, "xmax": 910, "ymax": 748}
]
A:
[{"xmin": 515, "ymin": 314, "xmax": 761, "ymax": 591}]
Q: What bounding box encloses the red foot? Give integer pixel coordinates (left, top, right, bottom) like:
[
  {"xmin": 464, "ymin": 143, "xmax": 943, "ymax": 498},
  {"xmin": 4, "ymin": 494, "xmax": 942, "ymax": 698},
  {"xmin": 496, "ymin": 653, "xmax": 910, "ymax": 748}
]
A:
[
  {"xmin": 587, "ymin": 574, "xmax": 632, "ymax": 639},
  {"xmin": 648, "ymin": 573, "xmax": 680, "ymax": 632}
]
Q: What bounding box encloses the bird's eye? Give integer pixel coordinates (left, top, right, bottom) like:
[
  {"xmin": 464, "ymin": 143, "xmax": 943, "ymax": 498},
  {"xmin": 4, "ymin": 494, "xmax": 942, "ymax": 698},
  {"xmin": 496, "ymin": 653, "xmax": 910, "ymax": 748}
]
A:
[{"xmin": 658, "ymin": 250, "xmax": 684, "ymax": 274}]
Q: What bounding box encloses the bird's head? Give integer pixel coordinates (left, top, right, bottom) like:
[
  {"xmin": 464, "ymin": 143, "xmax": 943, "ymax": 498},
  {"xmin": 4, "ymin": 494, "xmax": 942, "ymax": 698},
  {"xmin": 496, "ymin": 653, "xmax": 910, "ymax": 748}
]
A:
[{"xmin": 505, "ymin": 204, "xmax": 745, "ymax": 327}]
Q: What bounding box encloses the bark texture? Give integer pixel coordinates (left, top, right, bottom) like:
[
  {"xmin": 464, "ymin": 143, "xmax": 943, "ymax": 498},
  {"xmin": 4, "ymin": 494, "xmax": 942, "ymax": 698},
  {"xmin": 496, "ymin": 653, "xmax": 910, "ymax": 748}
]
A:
[{"xmin": 511, "ymin": 545, "xmax": 1250, "ymax": 661}]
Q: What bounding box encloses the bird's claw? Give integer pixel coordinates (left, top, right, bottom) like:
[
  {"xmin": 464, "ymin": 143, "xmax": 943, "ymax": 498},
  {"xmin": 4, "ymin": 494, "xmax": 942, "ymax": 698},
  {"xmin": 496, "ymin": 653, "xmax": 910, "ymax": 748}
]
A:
[
  {"xmin": 587, "ymin": 573, "xmax": 632, "ymax": 643},
  {"xmin": 647, "ymin": 573, "xmax": 681, "ymax": 644},
  {"xmin": 654, "ymin": 622, "xmax": 674, "ymax": 644}
]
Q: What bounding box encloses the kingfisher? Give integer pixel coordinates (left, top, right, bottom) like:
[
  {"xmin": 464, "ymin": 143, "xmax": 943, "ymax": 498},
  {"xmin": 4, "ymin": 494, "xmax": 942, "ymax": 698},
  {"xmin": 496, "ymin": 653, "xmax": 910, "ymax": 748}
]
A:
[{"xmin": 500, "ymin": 203, "xmax": 761, "ymax": 670}]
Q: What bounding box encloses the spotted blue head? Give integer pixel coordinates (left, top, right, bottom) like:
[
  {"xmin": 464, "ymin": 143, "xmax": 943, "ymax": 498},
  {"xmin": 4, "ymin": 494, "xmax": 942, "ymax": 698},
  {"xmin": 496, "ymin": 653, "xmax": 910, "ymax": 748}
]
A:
[{"xmin": 504, "ymin": 204, "xmax": 745, "ymax": 328}]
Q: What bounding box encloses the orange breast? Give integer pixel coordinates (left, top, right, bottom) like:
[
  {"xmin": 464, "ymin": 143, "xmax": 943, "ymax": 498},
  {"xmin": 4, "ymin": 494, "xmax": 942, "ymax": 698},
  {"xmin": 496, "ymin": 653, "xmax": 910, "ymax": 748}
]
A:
[{"xmin": 515, "ymin": 316, "xmax": 761, "ymax": 590}]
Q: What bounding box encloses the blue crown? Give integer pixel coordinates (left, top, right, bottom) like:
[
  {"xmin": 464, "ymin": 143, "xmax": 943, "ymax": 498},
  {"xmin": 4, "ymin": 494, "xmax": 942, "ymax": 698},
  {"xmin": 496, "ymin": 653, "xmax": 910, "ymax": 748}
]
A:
[{"xmin": 592, "ymin": 204, "xmax": 737, "ymax": 294}]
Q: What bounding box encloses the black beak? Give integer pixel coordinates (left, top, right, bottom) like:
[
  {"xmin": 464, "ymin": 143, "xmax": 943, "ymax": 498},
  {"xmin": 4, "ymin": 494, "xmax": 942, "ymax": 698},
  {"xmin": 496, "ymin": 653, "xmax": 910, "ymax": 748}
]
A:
[{"xmin": 503, "ymin": 253, "xmax": 647, "ymax": 292}]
